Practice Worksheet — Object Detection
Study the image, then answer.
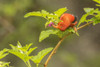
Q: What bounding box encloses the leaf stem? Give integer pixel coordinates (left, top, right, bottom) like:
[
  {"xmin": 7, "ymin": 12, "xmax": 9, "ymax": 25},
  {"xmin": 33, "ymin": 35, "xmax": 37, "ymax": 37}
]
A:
[
  {"xmin": 26, "ymin": 60, "xmax": 31, "ymax": 67},
  {"xmin": 44, "ymin": 21, "xmax": 93, "ymax": 67}
]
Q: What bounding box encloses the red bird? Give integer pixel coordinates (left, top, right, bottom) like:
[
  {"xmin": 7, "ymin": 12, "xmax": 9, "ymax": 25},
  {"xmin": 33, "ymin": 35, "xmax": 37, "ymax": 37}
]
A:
[{"xmin": 50, "ymin": 13, "xmax": 77, "ymax": 31}]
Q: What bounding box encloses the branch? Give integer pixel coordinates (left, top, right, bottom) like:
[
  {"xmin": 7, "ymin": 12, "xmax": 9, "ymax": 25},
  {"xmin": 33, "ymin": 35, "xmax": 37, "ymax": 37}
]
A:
[
  {"xmin": 44, "ymin": 21, "xmax": 93, "ymax": 67},
  {"xmin": 77, "ymin": 22, "xmax": 93, "ymax": 30}
]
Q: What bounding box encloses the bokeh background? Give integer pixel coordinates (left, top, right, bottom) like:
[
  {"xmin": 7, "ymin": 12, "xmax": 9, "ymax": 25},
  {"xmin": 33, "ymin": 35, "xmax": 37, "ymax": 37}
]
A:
[{"xmin": 0, "ymin": 0, "xmax": 100, "ymax": 67}]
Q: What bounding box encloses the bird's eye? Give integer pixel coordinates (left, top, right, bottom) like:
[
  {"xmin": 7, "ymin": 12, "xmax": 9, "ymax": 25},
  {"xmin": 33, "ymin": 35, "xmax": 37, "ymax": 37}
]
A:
[{"xmin": 72, "ymin": 16, "xmax": 77, "ymax": 23}]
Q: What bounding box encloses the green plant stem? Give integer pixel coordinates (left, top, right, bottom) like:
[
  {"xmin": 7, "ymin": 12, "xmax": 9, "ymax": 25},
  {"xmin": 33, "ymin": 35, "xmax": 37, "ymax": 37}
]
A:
[
  {"xmin": 44, "ymin": 21, "xmax": 93, "ymax": 67},
  {"xmin": 26, "ymin": 60, "xmax": 31, "ymax": 67}
]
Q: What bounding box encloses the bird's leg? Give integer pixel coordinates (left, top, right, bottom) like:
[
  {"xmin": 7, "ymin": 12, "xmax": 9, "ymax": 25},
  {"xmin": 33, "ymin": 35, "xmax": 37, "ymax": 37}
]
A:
[{"xmin": 73, "ymin": 26, "xmax": 77, "ymax": 32}]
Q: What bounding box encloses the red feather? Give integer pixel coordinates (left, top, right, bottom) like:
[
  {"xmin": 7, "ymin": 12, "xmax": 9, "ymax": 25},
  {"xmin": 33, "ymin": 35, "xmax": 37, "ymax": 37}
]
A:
[{"xmin": 52, "ymin": 13, "xmax": 77, "ymax": 31}]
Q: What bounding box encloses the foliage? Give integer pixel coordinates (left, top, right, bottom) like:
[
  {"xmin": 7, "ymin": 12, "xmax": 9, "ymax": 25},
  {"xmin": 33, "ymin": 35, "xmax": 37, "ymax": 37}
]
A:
[
  {"xmin": 0, "ymin": 0, "xmax": 100, "ymax": 67},
  {"xmin": 8, "ymin": 41, "xmax": 53, "ymax": 67},
  {"xmin": 39, "ymin": 30, "xmax": 59, "ymax": 42},
  {"xmin": 93, "ymin": 0, "xmax": 100, "ymax": 6},
  {"xmin": 77, "ymin": 0, "xmax": 100, "ymax": 27},
  {"xmin": 39, "ymin": 28, "xmax": 79, "ymax": 42},
  {"xmin": 24, "ymin": 7, "xmax": 79, "ymax": 42},
  {"xmin": 31, "ymin": 47, "xmax": 53, "ymax": 66},
  {"xmin": 0, "ymin": 49, "xmax": 9, "ymax": 59},
  {"xmin": 0, "ymin": 61, "xmax": 10, "ymax": 67},
  {"xmin": 24, "ymin": 7, "xmax": 67, "ymax": 27},
  {"xmin": 9, "ymin": 42, "xmax": 36, "ymax": 63},
  {"xmin": 0, "ymin": 49, "xmax": 10, "ymax": 67}
]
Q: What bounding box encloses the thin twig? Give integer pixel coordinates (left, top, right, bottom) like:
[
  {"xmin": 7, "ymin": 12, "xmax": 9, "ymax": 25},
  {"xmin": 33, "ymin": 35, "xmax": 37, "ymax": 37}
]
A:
[
  {"xmin": 44, "ymin": 22, "xmax": 93, "ymax": 67},
  {"xmin": 77, "ymin": 22, "xmax": 93, "ymax": 30},
  {"xmin": 44, "ymin": 33, "xmax": 71, "ymax": 67}
]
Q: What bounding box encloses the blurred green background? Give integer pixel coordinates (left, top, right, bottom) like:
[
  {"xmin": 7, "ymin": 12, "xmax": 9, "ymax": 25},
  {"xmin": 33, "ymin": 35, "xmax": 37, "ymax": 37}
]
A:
[{"xmin": 0, "ymin": 0, "xmax": 100, "ymax": 67}]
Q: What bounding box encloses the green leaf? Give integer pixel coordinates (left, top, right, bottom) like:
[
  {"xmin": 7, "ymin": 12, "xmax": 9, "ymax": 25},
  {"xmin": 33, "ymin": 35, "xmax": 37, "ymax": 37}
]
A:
[
  {"xmin": 19, "ymin": 43, "xmax": 33, "ymax": 53},
  {"xmin": 84, "ymin": 8, "xmax": 94, "ymax": 13},
  {"xmin": 93, "ymin": 0, "xmax": 100, "ymax": 6},
  {"xmin": 9, "ymin": 44, "xmax": 30, "ymax": 63},
  {"xmin": 24, "ymin": 10, "xmax": 50, "ymax": 19},
  {"xmin": 0, "ymin": 61, "xmax": 10, "ymax": 67},
  {"xmin": 27, "ymin": 47, "xmax": 37, "ymax": 55},
  {"xmin": 24, "ymin": 8, "xmax": 68, "ymax": 30},
  {"xmin": 56, "ymin": 27, "xmax": 78, "ymax": 38},
  {"xmin": 93, "ymin": 0, "xmax": 100, "ymax": 4},
  {"xmin": 24, "ymin": 11, "xmax": 42, "ymax": 18},
  {"xmin": 39, "ymin": 30, "xmax": 59, "ymax": 42},
  {"xmin": 77, "ymin": 14, "xmax": 88, "ymax": 27},
  {"xmin": 9, "ymin": 42, "xmax": 37, "ymax": 63},
  {"xmin": 23, "ymin": 43, "xmax": 33, "ymax": 51},
  {"xmin": 41, "ymin": 10, "xmax": 49, "ymax": 18},
  {"xmin": 47, "ymin": 13, "xmax": 57, "ymax": 19},
  {"xmin": 91, "ymin": 17, "xmax": 100, "ymax": 25},
  {"xmin": 78, "ymin": 8, "xmax": 100, "ymax": 27},
  {"xmin": 54, "ymin": 7, "xmax": 67, "ymax": 17},
  {"xmin": 96, "ymin": 4, "xmax": 100, "ymax": 6},
  {"xmin": 0, "ymin": 49, "xmax": 9, "ymax": 59},
  {"xmin": 17, "ymin": 41, "xmax": 22, "ymax": 48},
  {"xmin": 93, "ymin": 8, "xmax": 100, "ymax": 13},
  {"xmin": 67, "ymin": 28, "xmax": 75, "ymax": 33},
  {"xmin": 31, "ymin": 47, "xmax": 53, "ymax": 64},
  {"xmin": 9, "ymin": 49, "xmax": 31, "ymax": 63}
]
